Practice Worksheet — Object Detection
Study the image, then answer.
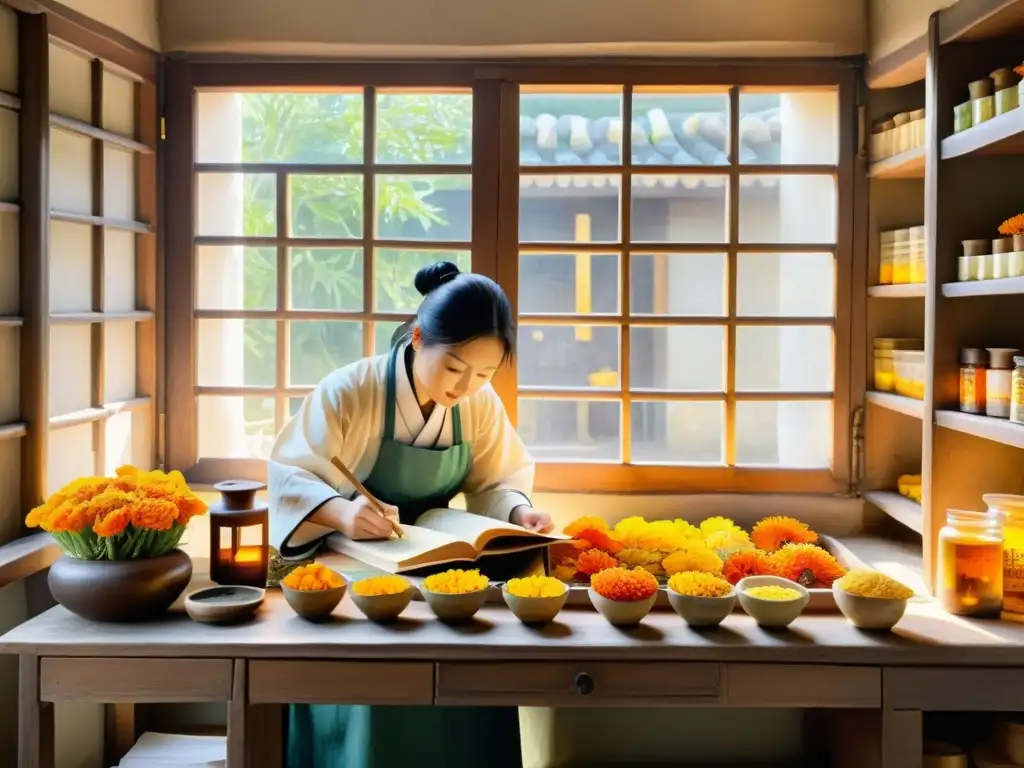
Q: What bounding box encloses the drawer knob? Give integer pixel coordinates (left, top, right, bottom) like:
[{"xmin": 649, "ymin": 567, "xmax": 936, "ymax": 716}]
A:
[{"xmin": 574, "ymin": 672, "xmax": 595, "ymax": 696}]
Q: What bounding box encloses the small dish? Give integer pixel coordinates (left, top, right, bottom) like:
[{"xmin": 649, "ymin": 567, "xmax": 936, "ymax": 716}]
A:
[
  {"xmin": 421, "ymin": 587, "xmax": 488, "ymax": 623},
  {"xmin": 736, "ymin": 576, "xmax": 809, "ymax": 628},
  {"xmin": 351, "ymin": 587, "xmax": 414, "ymax": 623},
  {"xmin": 832, "ymin": 583, "xmax": 908, "ymax": 630},
  {"xmin": 185, "ymin": 585, "xmax": 265, "ymax": 624},
  {"xmin": 281, "ymin": 582, "xmax": 346, "ymax": 621},
  {"xmin": 502, "ymin": 582, "xmax": 569, "ymax": 624},
  {"xmin": 588, "ymin": 588, "xmax": 656, "ymax": 627},
  {"xmin": 666, "ymin": 586, "xmax": 736, "ymax": 628}
]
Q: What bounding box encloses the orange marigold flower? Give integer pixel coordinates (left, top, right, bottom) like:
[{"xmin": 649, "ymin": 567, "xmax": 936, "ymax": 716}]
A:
[
  {"xmin": 576, "ymin": 526, "xmax": 623, "ymax": 554},
  {"xmin": 577, "ymin": 548, "xmax": 619, "ymax": 575},
  {"xmin": 93, "ymin": 508, "xmax": 130, "ymax": 537},
  {"xmin": 564, "ymin": 516, "xmax": 609, "ymax": 537},
  {"xmin": 770, "ymin": 543, "xmax": 846, "ymax": 587},
  {"xmin": 722, "ymin": 550, "xmax": 777, "ymax": 585},
  {"xmin": 751, "ymin": 516, "xmax": 818, "ymax": 552},
  {"xmin": 999, "ymin": 213, "xmax": 1024, "ymax": 236},
  {"xmin": 591, "ymin": 567, "xmax": 659, "ymax": 602},
  {"xmin": 129, "ymin": 498, "xmax": 180, "ymax": 531}
]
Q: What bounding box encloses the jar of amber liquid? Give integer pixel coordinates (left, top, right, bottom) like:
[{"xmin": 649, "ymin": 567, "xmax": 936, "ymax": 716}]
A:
[
  {"xmin": 1012, "ymin": 356, "xmax": 1024, "ymax": 423},
  {"xmin": 937, "ymin": 509, "xmax": 1003, "ymax": 617},
  {"xmin": 959, "ymin": 348, "xmax": 987, "ymax": 414},
  {"xmin": 984, "ymin": 494, "xmax": 1024, "ymax": 621}
]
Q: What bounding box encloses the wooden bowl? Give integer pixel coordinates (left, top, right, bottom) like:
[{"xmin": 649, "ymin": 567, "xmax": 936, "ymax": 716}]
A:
[
  {"xmin": 736, "ymin": 576, "xmax": 809, "ymax": 628},
  {"xmin": 666, "ymin": 586, "xmax": 736, "ymax": 628},
  {"xmin": 832, "ymin": 583, "xmax": 908, "ymax": 630},
  {"xmin": 350, "ymin": 587, "xmax": 414, "ymax": 623},
  {"xmin": 502, "ymin": 583, "xmax": 568, "ymax": 624},
  {"xmin": 421, "ymin": 587, "xmax": 488, "ymax": 623},
  {"xmin": 588, "ymin": 588, "xmax": 656, "ymax": 627},
  {"xmin": 185, "ymin": 585, "xmax": 265, "ymax": 624},
  {"xmin": 281, "ymin": 583, "xmax": 346, "ymax": 621}
]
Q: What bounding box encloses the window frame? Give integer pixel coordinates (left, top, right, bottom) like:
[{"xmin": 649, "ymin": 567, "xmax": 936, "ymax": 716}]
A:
[{"xmin": 163, "ymin": 59, "xmax": 858, "ymax": 494}]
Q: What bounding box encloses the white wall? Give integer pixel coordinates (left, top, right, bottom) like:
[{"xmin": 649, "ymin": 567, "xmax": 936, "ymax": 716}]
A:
[
  {"xmin": 59, "ymin": 0, "xmax": 160, "ymax": 50},
  {"xmin": 868, "ymin": 0, "xmax": 953, "ymax": 60}
]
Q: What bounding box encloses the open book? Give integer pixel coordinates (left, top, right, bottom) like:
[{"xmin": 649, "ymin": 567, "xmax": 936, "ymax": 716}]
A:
[{"xmin": 325, "ymin": 508, "xmax": 567, "ymax": 574}]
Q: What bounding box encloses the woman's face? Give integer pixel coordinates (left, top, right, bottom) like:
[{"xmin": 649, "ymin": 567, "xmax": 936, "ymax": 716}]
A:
[{"xmin": 411, "ymin": 331, "xmax": 505, "ymax": 408}]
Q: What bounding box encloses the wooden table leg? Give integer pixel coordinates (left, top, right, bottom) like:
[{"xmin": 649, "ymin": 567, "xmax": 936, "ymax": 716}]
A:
[
  {"xmin": 883, "ymin": 709, "xmax": 922, "ymax": 768},
  {"xmin": 18, "ymin": 655, "xmax": 54, "ymax": 768},
  {"xmin": 228, "ymin": 659, "xmax": 247, "ymax": 768},
  {"xmin": 248, "ymin": 704, "xmax": 285, "ymax": 768}
]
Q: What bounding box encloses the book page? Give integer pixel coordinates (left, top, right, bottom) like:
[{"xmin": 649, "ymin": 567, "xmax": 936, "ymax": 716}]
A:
[
  {"xmin": 324, "ymin": 526, "xmax": 474, "ymax": 572},
  {"xmin": 416, "ymin": 508, "xmax": 568, "ymax": 551}
]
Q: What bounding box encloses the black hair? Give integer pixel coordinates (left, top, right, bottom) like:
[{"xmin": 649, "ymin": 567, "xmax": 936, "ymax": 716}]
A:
[{"xmin": 391, "ymin": 262, "xmax": 516, "ymax": 362}]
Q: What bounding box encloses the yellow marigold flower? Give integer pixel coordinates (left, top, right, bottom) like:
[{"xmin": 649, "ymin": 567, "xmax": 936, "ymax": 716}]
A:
[
  {"xmin": 616, "ymin": 547, "xmax": 666, "ymax": 576},
  {"xmin": 751, "ymin": 516, "xmax": 818, "ymax": 552},
  {"xmin": 705, "ymin": 529, "xmax": 753, "ymax": 555},
  {"xmin": 563, "ymin": 516, "xmax": 609, "ymax": 537},
  {"xmin": 671, "ymin": 519, "xmax": 702, "ymax": 540},
  {"xmin": 662, "ymin": 542, "xmax": 724, "ymax": 576},
  {"xmin": 505, "ymin": 575, "xmax": 566, "ymax": 598},
  {"xmin": 283, "ymin": 564, "xmax": 344, "ymax": 591},
  {"xmin": 591, "ymin": 567, "xmax": 659, "ymax": 602},
  {"xmin": 700, "ymin": 516, "xmax": 740, "ymax": 536},
  {"xmin": 835, "ymin": 569, "xmax": 913, "ymax": 600},
  {"xmin": 611, "ymin": 517, "xmax": 690, "ymax": 553},
  {"xmin": 551, "ymin": 561, "xmax": 578, "ymax": 582},
  {"xmin": 423, "ymin": 568, "xmax": 489, "ymax": 594},
  {"xmin": 353, "ymin": 575, "xmax": 411, "ymax": 597},
  {"xmin": 668, "ymin": 571, "xmax": 733, "ymax": 598},
  {"xmin": 745, "ymin": 585, "xmax": 801, "ymax": 601}
]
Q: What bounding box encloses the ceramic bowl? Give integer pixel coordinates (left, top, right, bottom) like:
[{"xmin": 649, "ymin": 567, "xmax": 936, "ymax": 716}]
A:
[
  {"xmin": 281, "ymin": 583, "xmax": 346, "ymax": 621},
  {"xmin": 832, "ymin": 583, "xmax": 908, "ymax": 631},
  {"xmin": 588, "ymin": 588, "xmax": 656, "ymax": 627},
  {"xmin": 666, "ymin": 586, "xmax": 736, "ymax": 628},
  {"xmin": 185, "ymin": 585, "xmax": 265, "ymax": 624},
  {"xmin": 350, "ymin": 587, "xmax": 414, "ymax": 623},
  {"xmin": 421, "ymin": 587, "xmax": 488, "ymax": 623},
  {"xmin": 502, "ymin": 583, "xmax": 569, "ymax": 624},
  {"xmin": 736, "ymin": 576, "xmax": 809, "ymax": 628}
]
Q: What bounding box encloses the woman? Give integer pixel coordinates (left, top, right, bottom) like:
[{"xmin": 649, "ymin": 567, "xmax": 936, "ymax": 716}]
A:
[{"xmin": 269, "ymin": 261, "xmax": 552, "ymax": 768}]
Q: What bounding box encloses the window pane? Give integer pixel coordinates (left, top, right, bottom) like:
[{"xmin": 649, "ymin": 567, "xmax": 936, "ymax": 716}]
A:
[
  {"xmin": 519, "ymin": 253, "xmax": 619, "ymax": 315},
  {"xmin": 198, "ymin": 395, "xmax": 275, "ymax": 459},
  {"xmin": 104, "ymin": 410, "xmax": 151, "ymax": 475},
  {"xmin": 519, "ymin": 325, "xmax": 619, "ymax": 389},
  {"xmin": 50, "ymin": 221, "xmax": 92, "ymax": 313},
  {"xmin": 738, "ymin": 175, "xmax": 836, "ymax": 244},
  {"xmin": 630, "ymin": 253, "xmax": 726, "ymax": 316},
  {"xmin": 49, "ymin": 44, "xmax": 91, "ymax": 122},
  {"xmin": 290, "ymin": 248, "xmax": 363, "ymax": 311},
  {"xmin": 103, "ymin": 146, "xmax": 135, "ymax": 221},
  {"xmin": 374, "ymin": 321, "xmax": 403, "ymax": 355},
  {"xmin": 48, "ymin": 425, "xmax": 94, "ymax": 494},
  {"xmin": 196, "ymin": 92, "xmax": 363, "ymax": 164},
  {"xmin": 374, "ymin": 249, "xmax": 471, "ymax": 312},
  {"xmin": 0, "ymin": 6, "xmax": 17, "ymax": 94},
  {"xmin": 739, "ymin": 88, "xmax": 837, "ymax": 165},
  {"xmin": 519, "ymin": 176, "xmax": 620, "ymax": 243},
  {"xmin": 289, "ymin": 175, "xmax": 363, "ymax": 239},
  {"xmin": 50, "ymin": 325, "xmax": 91, "ymax": 415},
  {"xmin": 736, "ymin": 326, "xmax": 833, "ymax": 392},
  {"xmin": 197, "ymin": 173, "xmax": 276, "ymax": 237},
  {"xmin": 518, "ymin": 399, "xmax": 621, "ymax": 461},
  {"xmin": 736, "ymin": 400, "xmax": 831, "ymax": 467},
  {"xmin": 197, "ymin": 319, "xmax": 275, "ymax": 387},
  {"xmin": 376, "ymin": 175, "xmax": 470, "ymax": 242},
  {"xmin": 631, "ymin": 175, "xmax": 728, "ymax": 243},
  {"xmin": 289, "ymin": 396, "xmax": 305, "ymax": 418},
  {"xmin": 737, "ymin": 253, "xmax": 835, "ymax": 317},
  {"xmin": 630, "ymin": 326, "xmax": 724, "ymax": 392},
  {"xmin": 197, "ymin": 247, "xmax": 276, "ymax": 310},
  {"xmin": 103, "ymin": 321, "xmax": 137, "ymax": 403},
  {"xmin": 0, "ymin": 107, "xmax": 19, "ymax": 201},
  {"xmin": 0, "ymin": 326, "xmax": 18, "ymax": 423},
  {"xmin": 104, "ymin": 231, "xmax": 136, "ymax": 312},
  {"xmin": 0, "ymin": 210, "xmax": 17, "ymax": 315},
  {"xmin": 50, "ymin": 129, "xmax": 91, "ymax": 214},
  {"xmin": 520, "ymin": 89, "xmax": 623, "ymax": 166},
  {"xmin": 289, "ymin": 320, "xmax": 362, "ymax": 386},
  {"xmin": 376, "ymin": 91, "xmax": 472, "ymax": 165},
  {"xmin": 102, "ymin": 70, "xmax": 135, "ymax": 136},
  {"xmin": 631, "ymin": 401, "xmax": 723, "ymax": 464},
  {"xmin": 631, "ymin": 89, "xmax": 729, "ymax": 166}
]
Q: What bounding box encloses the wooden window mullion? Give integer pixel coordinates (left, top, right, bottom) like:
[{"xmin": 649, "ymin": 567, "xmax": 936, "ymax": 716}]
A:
[
  {"xmin": 620, "ymin": 84, "xmax": 633, "ymax": 465},
  {"xmin": 275, "ymin": 172, "xmax": 289, "ymax": 433},
  {"xmin": 725, "ymin": 85, "xmax": 740, "ymax": 468},
  {"xmin": 90, "ymin": 57, "xmax": 106, "ymax": 476},
  {"xmin": 362, "ymin": 86, "xmax": 376, "ymax": 358}
]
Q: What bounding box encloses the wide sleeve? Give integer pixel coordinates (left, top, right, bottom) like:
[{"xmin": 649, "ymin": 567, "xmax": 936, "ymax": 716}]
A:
[{"xmin": 461, "ymin": 386, "xmax": 535, "ymax": 522}]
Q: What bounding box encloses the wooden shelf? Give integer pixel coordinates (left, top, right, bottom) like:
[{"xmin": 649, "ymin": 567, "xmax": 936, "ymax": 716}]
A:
[
  {"xmin": 942, "ymin": 107, "xmax": 1024, "ymax": 159},
  {"xmin": 936, "ymin": 409, "xmax": 1024, "ymax": 449},
  {"xmin": 866, "ymin": 391, "xmax": 925, "ymax": 419},
  {"xmin": 940, "ymin": 0, "xmax": 1024, "ymax": 43},
  {"xmin": 0, "ymin": 533, "xmax": 61, "ymax": 589},
  {"xmin": 942, "ymin": 276, "xmax": 1024, "ymax": 296},
  {"xmin": 867, "ymin": 147, "xmax": 926, "ymax": 180},
  {"xmin": 863, "ymin": 491, "xmax": 924, "ymax": 535},
  {"xmin": 868, "ymin": 283, "xmax": 926, "ymax": 298},
  {"xmin": 866, "ymin": 35, "xmax": 927, "ymax": 89}
]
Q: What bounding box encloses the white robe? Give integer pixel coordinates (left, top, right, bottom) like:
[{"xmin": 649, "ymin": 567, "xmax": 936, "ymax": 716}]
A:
[{"xmin": 268, "ymin": 346, "xmax": 535, "ymax": 558}]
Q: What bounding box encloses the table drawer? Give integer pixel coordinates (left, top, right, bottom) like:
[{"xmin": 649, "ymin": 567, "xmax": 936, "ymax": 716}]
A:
[
  {"xmin": 727, "ymin": 664, "xmax": 880, "ymax": 708},
  {"xmin": 249, "ymin": 661, "xmax": 433, "ymax": 705},
  {"xmin": 886, "ymin": 668, "xmax": 1024, "ymax": 711},
  {"xmin": 436, "ymin": 662, "xmax": 722, "ymax": 706},
  {"xmin": 40, "ymin": 658, "xmax": 233, "ymax": 702}
]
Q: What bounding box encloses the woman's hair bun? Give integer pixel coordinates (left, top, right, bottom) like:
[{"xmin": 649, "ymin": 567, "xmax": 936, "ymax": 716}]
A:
[{"xmin": 414, "ymin": 261, "xmax": 461, "ymax": 296}]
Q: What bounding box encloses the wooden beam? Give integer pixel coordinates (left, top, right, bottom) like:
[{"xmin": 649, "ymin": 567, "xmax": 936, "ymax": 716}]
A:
[
  {"xmin": 136, "ymin": 80, "xmax": 159, "ymax": 470},
  {"xmin": 50, "ymin": 113, "xmax": 152, "ymax": 154}
]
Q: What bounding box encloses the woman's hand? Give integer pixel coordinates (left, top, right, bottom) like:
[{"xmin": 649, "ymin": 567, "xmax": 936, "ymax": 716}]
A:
[
  {"xmin": 324, "ymin": 496, "xmax": 401, "ymax": 540},
  {"xmin": 511, "ymin": 506, "xmax": 553, "ymax": 533}
]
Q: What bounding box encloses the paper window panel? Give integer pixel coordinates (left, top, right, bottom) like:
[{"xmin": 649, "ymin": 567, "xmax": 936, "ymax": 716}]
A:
[
  {"xmin": 105, "ymin": 410, "xmax": 153, "ymax": 474},
  {"xmin": 103, "ymin": 147, "xmax": 135, "ymax": 221},
  {"xmin": 102, "ymin": 70, "xmax": 135, "ymax": 137},
  {"xmin": 49, "ymin": 324, "xmax": 92, "ymax": 416},
  {"xmin": 103, "ymin": 321, "xmax": 137, "ymax": 402},
  {"xmin": 0, "ymin": 440, "xmax": 20, "ymax": 545},
  {"xmin": 48, "ymin": 425, "xmax": 95, "ymax": 495},
  {"xmin": 0, "ymin": 6, "xmax": 17, "ymax": 95},
  {"xmin": 48, "ymin": 43, "xmax": 91, "ymax": 122},
  {"xmin": 49, "ymin": 221, "xmax": 93, "ymax": 313},
  {"xmin": 0, "ymin": 107, "xmax": 18, "ymax": 201},
  {"xmin": 0, "ymin": 212, "xmax": 17, "ymax": 314},
  {"xmin": 0, "ymin": 327, "xmax": 19, "ymax": 423},
  {"xmin": 50, "ymin": 129, "xmax": 93, "ymax": 214},
  {"xmin": 103, "ymin": 230, "xmax": 136, "ymax": 312}
]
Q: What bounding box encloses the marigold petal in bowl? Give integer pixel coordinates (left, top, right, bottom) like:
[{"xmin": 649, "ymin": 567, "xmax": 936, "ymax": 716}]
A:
[
  {"xmin": 421, "ymin": 569, "xmax": 490, "ymax": 623},
  {"xmin": 588, "ymin": 567, "xmax": 659, "ymax": 627},
  {"xmin": 281, "ymin": 564, "xmax": 346, "ymax": 621},
  {"xmin": 666, "ymin": 571, "xmax": 736, "ymax": 628},
  {"xmin": 351, "ymin": 575, "xmax": 414, "ymax": 623},
  {"xmin": 736, "ymin": 575, "xmax": 809, "ymax": 628},
  {"xmin": 832, "ymin": 570, "xmax": 912, "ymax": 630},
  {"xmin": 502, "ymin": 576, "xmax": 569, "ymax": 624}
]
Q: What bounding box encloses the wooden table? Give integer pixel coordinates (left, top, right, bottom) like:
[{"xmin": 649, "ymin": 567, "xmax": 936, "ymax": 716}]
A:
[{"xmin": 5, "ymin": 591, "xmax": 1024, "ymax": 768}]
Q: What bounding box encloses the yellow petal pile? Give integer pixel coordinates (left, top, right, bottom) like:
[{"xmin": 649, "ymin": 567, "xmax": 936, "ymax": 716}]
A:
[
  {"xmin": 423, "ymin": 569, "xmax": 489, "ymax": 594},
  {"xmin": 505, "ymin": 575, "xmax": 565, "ymax": 598},
  {"xmin": 352, "ymin": 575, "xmax": 411, "ymax": 597}
]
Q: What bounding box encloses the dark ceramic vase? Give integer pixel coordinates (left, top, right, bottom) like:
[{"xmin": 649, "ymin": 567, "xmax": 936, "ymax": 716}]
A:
[{"xmin": 48, "ymin": 549, "xmax": 193, "ymax": 622}]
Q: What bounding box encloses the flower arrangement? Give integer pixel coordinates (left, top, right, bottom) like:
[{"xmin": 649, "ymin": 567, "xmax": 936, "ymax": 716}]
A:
[
  {"xmin": 352, "ymin": 575, "xmax": 411, "ymax": 597},
  {"xmin": 423, "ymin": 568, "xmax": 489, "ymax": 594},
  {"xmin": 667, "ymin": 571, "xmax": 732, "ymax": 598},
  {"xmin": 283, "ymin": 564, "xmax": 345, "ymax": 591},
  {"xmin": 590, "ymin": 567, "xmax": 659, "ymax": 602},
  {"xmin": 25, "ymin": 465, "xmax": 207, "ymax": 561},
  {"xmin": 504, "ymin": 575, "xmax": 565, "ymax": 598}
]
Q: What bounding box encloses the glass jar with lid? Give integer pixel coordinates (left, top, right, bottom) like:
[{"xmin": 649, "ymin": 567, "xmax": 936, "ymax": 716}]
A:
[
  {"xmin": 937, "ymin": 508, "xmax": 1003, "ymax": 617},
  {"xmin": 984, "ymin": 494, "xmax": 1024, "ymax": 621},
  {"xmin": 1012, "ymin": 356, "xmax": 1024, "ymax": 423},
  {"xmin": 959, "ymin": 348, "xmax": 988, "ymax": 414},
  {"xmin": 987, "ymin": 348, "xmax": 1019, "ymax": 418}
]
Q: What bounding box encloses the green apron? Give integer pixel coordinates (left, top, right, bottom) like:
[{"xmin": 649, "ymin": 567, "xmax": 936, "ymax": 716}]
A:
[{"xmin": 287, "ymin": 345, "xmax": 523, "ymax": 768}]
